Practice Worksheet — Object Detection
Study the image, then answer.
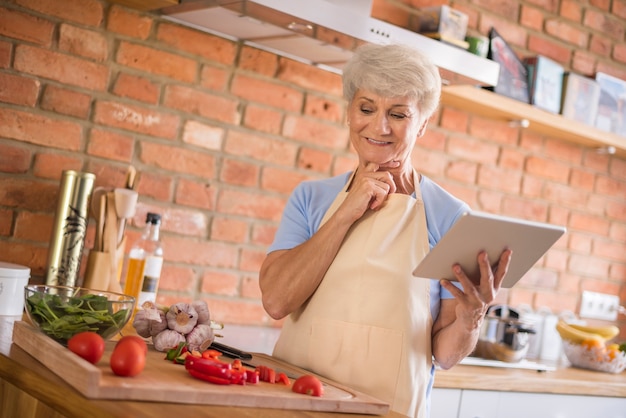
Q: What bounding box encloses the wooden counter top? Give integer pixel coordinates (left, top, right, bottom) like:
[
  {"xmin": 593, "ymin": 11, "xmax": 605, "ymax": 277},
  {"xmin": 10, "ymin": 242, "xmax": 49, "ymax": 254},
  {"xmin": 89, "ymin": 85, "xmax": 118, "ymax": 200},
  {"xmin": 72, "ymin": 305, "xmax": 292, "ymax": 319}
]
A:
[{"xmin": 434, "ymin": 362, "xmax": 626, "ymax": 398}]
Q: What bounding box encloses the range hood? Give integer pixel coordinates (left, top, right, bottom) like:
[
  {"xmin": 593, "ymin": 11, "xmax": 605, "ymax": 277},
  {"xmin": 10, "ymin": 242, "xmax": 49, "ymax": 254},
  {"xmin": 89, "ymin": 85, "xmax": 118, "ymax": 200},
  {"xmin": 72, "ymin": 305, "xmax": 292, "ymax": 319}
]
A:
[{"xmin": 159, "ymin": 0, "xmax": 500, "ymax": 86}]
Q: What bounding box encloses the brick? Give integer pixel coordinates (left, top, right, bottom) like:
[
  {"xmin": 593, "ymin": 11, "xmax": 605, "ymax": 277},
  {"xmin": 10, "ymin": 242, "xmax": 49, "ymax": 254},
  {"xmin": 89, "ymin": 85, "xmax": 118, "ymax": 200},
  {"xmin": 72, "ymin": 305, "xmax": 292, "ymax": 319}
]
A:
[
  {"xmin": 614, "ymin": 0, "xmax": 626, "ymax": 19},
  {"xmin": 560, "ymin": 0, "xmax": 583, "ymax": 21},
  {"xmin": 611, "ymin": 158, "xmax": 626, "ymax": 181},
  {"xmin": 447, "ymin": 134, "xmax": 500, "ymax": 165},
  {"xmin": 373, "ymin": 0, "xmax": 410, "ymax": 27},
  {"xmin": 526, "ymin": 156, "xmax": 570, "ymax": 183},
  {"xmin": 211, "ymin": 216, "xmax": 249, "ymax": 243},
  {"xmin": 0, "ymin": 209, "xmax": 12, "ymax": 236},
  {"xmin": 440, "ymin": 107, "xmax": 469, "ymax": 133},
  {"xmin": 543, "ymin": 182, "xmax": 587, "ymax": 208},
  {"xmin": 262, "ymin": 166, "xmax": 313, "ymax": 194},
  {"xmin": 134, "ymin": 171, "xmax": 172, "ymax": 202},
  {"xmin": 116, "ymin": 41, "xmax": 197, "ymax": 83},
  {"xmin": 0, "ymin": 41, "xmax": 10, "ymax": 68},
  {"xmin": 520, "ymin": 6, "xmax": 544, "ymax": 31},
  {"xmin": 164, "ymin": 236, "xmax": 238, "ymax": 268},
  {"xmin": 478, "ymin": 18, "xmax": 527, "ymax": 49},
  {"xmin": 499, "ymin": 148, "xmax": 525, "ymax": 170},
  {"xmin": 283, "ymin": 115, "xmax": 348, "ymax": 150},
  {"xmin": 87, "ymin": 161, "xmax": 136, "ymax": 190},
  {"xmin": 469, "ymin": 117, "xmax": 519, "ymax": 146},
  {"xmin": 570, "ymin": 212, "xmax": 610, "ymax": 234},
  {"xmin": 41, "ymin": 85, "xmax": 91, "ymax": 119},
  {"xmin": 87, "ymin": 129, "xmax": 134, "ymax": 162},
  {"xmin": 15, "ymin": 45, "xmax": 109, "ymax": 91},
  {"xmin": 583, "ymin": 9, "xmax": 625, "ymax": 40},
  {"xmin": 304, "ymin": 94, "xmax": 345, "ymax": 123},
  {"xmin": 206, "ymin": 298, "xmax": 270, "ymax": 326},
  {"xmin": 477, "ymin": 165, "xmax": 522, "ymax": 194},
  {"xmin": 174, "ymin": 178, "xmax": 216, "ymax": 210},
  {"xmin": 240, "ymin": 248, "xmax": 264, "ymax": 273},
  {"xmin": 231, "ymin": 74, "xmax": 303, "ymax": 112},
  {"xmin": 445, "ymin": 160, "xmax": 478, "ymax": 184},
  {"xmin": 589, "ymin": 34, "xmax": 612, "ymax": 57},
  {"xmin": 241, "ymin": 274, "xmax": 262, "ymax": 299},
  {"xmin": 58, "ymin": 24, "xmax": 108, "ymax": 62},
  {"xmin": 112, "ymin": 72, "xmax": 160, "ymax": 104},
  {"xmin": 159, "ymin": 265, "xmax": 195, "ymax": 292},
  {"xmin": 15, "ymin": 0, "xmax": 104, "ymax": 26},
  {"xmin": 418, "ymin": 129, "xmax": 446, "ymax": 151},
  {"xmin": 606, "ymin": 200, "xmax": 626, "ymax": 222},
  {"xmin": 140, "ymin": 142, "xmax": 216, "ymax": 178},
  {"xmin": 0, "ymin": 7, "xmax": 54, "ymax": 46},
  {"xmin": 594, "ymin": 239, "xmax": 625, "ymax": 261},
  {"xmin": 217, "ymin": 189, "xmax": 286, "ymax": 221},
  {"xmin": 614, "ymin": 43, "xmax": 626, "ymax": 64},
  {"xmin": 182, "ymin": 120, "xmax": 224, "ymax": 150},
  {"xmin": 527, "ymin": 34, "xmax": 572, "ymax": 63},
  {"xmin": 333, "ymin": 154, "xmax": 358, "ymax": 176},
  {"xmin": 277, "ymin": 58, "xmax": 343, "ymax": 97},
  {"xmin": 0, "ymin": 143, "xmax": 31, "ymax": 173},
  {"xmin": 32, "ymin": 153, "xmax": 83, "ymax": 179},
  {"xmin": 520, "ymin": 174, "xmax": 543, "ymax": 199},
  {"xmin": 596, "ymin": 174, "xmax": 626, "ymax": 196},
  {"xmin": 239, "ymin": 46, "xmax": 278, "ymax": 77},
  {"xmin": 200, "ymin": 65, "xmax": 230, "ymax": 92},
  {"xmin": 14, "ymin": 211, "xmax": 53, "ymax": 242},
  {"xmin": 297, "ymin": 147, "xmax": 333, "ymax": 173},
  {"xmin": 93, "ymin": 100, "xmax": 179, "ymax": 139},
  {"xmin": 243, "ymin": 104, "xmax": 283, "ymax": 135},
  {"xmin": 0, "ymin": 73, "xmax": 40, "ymax": 107},
  {"xmin": 534, "ymin": 291, "xmax": 577, "ymax": 313},
  {"xmin": 107, "ymin": 5, "xmax": 153, "ymax": 40},
  {"xmin": 156, "ymin": 22, "xmax": 237, "ymax": 65},
  {"xmin": 472, "ymin": 0, "xmax": 521, "ymax": 19},
  {"xmin": 569, "ymin": 254, "xmax": 610, "ymax": 277},
  {"xmin": 251, "ymin": 223, "xmax": 277, "ymax": 247},
  {"xmin": 0, "ymin": 108, "xmax": 82, "ymax": 150},
  {"xmin": 571, "ymin": 50, "xmax": 596, "ymax": 75},
  {"xmin": 591, "ymin": 0, "xmax": 611, "ymax": 11},
  {"xmin": 200, "ymin": 270, "xmax": 239, "ymax": 296},
  {"xmin": 163, "ymin": 84, "xmax": 240, "ymax": 124},
  {"xmin": 158, "ymin": 208, "xmax": 208, "ymax": 238},
  {"xmin": 501, "ymin": 196, "xmax": 549, "ymax": 220},
  {"xmin": 544, "ymin": 139, "xmax": 583, "ymax": 164},
  {"xmin": 0, "ymin": 178, "xmax": 57, "ymax": 211},
  {"xmin": 545, "ymin": 19, "xmax": 588, "ymax": 48},
  {"xmin": 224, "ymin": 130, "xmax": 298, "ymax": 167},
  {"xmin": 220, "ymin": 158, "xmax": 259, "ymax": 187},
  {"xmin": 0, "ymin": 241, "xmax": 48, "ymax": 276},
  {"xmin": 569, "ymin": 168, "xmax": 595, "ymax": 191}
]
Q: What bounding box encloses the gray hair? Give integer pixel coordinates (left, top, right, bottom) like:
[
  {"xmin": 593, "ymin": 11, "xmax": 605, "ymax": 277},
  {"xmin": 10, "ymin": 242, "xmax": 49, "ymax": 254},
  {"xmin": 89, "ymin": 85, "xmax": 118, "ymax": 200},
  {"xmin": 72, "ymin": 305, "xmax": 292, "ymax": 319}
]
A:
[{"xmin": 342, "ymin": 43, "xmax": 442, "ymax": 119}]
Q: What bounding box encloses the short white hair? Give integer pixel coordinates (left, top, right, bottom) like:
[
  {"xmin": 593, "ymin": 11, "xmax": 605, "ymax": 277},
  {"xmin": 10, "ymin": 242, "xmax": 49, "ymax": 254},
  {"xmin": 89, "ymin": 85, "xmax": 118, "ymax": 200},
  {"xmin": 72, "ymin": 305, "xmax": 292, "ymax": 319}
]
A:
[{"xmin": 342, "ymin": 43, "xmax": 442, "ymax": 119}]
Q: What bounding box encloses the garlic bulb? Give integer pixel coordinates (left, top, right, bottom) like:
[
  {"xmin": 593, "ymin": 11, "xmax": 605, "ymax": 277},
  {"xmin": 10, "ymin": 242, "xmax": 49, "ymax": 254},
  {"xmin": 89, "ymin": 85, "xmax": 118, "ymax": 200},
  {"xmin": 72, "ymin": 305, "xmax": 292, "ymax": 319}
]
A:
[
  {"xmin": 153, "ymin": 329, "xmax": 186, "ymax": 352},
  {"xmin": 166, "ymin": 303, "xmax": 198, "ymax": 334},
  {"xmin": 192, "ymin": 300, "xmax": 211, "ymax": 325},
  {"xmin": 186, "ymin": 324, "xmax": 215, "ymax": 352}
]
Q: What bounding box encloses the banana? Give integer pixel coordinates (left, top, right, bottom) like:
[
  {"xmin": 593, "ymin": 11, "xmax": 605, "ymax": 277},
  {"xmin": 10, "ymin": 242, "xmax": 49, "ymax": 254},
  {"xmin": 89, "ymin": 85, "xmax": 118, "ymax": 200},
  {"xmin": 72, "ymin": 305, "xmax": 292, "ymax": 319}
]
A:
[
  {"xmin": 555, "ymin": 320, "xmax": 607, "ymax": 344},
  {"xmin": 568, "ymin": 323, "xmax": 619, "ymax": 341}
]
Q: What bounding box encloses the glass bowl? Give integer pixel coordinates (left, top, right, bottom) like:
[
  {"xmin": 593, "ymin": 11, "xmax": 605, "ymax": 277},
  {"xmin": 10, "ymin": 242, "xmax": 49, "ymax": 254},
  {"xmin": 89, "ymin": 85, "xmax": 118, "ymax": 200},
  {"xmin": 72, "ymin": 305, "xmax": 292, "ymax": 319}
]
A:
[
  {"xmin": 24, "ymin": 284, "xmax": 135, "ymax": 346},
  {"xmin": 562, "ymin": 340, "xmax": 626, "ymax": 374}
]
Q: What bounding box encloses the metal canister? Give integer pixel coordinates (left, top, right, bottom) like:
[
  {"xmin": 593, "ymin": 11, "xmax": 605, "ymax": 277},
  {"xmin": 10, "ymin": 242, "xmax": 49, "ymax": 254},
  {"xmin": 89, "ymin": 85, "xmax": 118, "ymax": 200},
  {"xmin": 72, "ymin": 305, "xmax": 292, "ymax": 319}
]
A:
[{"xmin": 45, "ymin": 170, "xmax": 95, "ymax": 287}]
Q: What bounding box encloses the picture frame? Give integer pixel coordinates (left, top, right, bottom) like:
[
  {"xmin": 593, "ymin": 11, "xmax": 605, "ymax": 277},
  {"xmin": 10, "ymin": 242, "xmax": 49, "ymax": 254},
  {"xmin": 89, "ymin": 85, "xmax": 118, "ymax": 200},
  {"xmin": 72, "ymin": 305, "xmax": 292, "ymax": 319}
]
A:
[
  {"xmin": 560, "ymin": 72, "xmax": 600, "ymax": 127},
  {"xmin": 486, "ymin": 27, "xmax": 529, "ymax": 103},
  {"xmin": 524, "ymin": 55, "xmax": 564, "ymax": 114},
  {"xmin": 594, "ymin": 72, "xmax": 626, "ymax": 137}
]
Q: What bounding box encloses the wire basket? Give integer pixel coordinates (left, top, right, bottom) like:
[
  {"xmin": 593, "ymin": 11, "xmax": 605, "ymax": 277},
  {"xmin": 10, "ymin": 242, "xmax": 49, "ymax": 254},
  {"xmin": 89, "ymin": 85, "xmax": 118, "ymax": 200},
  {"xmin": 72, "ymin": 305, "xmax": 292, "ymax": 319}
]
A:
[{"xmin": 562, "ymin": 341, "xmax": 626, "ymax": 374}]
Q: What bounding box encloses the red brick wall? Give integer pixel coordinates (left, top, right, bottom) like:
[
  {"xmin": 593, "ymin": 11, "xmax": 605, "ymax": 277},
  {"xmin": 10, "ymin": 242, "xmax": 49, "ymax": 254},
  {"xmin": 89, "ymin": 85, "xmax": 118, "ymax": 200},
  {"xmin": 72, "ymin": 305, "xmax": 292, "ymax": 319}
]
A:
[{"xmin": 0, "ymin": 0, "xmax": 625, "ymax": 334}]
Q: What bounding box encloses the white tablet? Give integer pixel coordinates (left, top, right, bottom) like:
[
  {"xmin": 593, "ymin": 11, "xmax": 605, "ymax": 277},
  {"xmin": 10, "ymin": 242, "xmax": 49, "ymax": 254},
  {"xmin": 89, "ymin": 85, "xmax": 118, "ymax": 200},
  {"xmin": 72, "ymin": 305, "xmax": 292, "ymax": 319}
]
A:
[{"xmin": 413, "ymin": 211, "xmax": 566, "ymax": 288}]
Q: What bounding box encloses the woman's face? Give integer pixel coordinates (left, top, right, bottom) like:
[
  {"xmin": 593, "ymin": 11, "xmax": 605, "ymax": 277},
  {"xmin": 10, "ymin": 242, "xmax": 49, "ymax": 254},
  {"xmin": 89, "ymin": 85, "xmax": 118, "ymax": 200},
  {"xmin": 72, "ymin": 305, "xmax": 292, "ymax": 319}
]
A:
[{"xmin": 347, "ymin": 89, "xmax": 427, "ymax": 169}]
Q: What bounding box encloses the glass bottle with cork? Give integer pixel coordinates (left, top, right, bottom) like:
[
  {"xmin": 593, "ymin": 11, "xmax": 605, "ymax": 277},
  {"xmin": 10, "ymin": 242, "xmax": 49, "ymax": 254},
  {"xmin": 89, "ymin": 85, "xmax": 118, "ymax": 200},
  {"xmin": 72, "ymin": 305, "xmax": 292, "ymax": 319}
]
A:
[{"xmin": 123, "ymin": 212, "xmax": 163, "ymax": 309}]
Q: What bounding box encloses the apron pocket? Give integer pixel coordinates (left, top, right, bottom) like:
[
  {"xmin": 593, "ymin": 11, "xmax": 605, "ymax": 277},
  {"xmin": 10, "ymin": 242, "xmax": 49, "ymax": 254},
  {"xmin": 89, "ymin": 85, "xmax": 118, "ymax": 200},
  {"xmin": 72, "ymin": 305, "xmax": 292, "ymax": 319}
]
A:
[{"xmin": 308, "ymin": 318, "xmax": 403, "ymax": 404}]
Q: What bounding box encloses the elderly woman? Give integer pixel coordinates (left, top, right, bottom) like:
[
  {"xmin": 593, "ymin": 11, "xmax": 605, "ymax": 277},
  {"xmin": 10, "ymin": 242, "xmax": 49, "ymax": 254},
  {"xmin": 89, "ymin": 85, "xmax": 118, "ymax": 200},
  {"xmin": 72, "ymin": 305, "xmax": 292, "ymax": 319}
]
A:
[{"xmin": 259, "ymin": 43, "xmax": 512, "ymax": 418}]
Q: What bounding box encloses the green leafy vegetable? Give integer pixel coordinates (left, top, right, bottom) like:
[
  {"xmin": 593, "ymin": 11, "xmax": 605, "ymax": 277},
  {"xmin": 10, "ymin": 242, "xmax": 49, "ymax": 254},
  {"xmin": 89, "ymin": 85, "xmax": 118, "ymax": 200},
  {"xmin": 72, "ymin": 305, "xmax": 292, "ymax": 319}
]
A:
[{"xmin": 26, "ymin": 291, "xmax": 130, "ymax": 344}]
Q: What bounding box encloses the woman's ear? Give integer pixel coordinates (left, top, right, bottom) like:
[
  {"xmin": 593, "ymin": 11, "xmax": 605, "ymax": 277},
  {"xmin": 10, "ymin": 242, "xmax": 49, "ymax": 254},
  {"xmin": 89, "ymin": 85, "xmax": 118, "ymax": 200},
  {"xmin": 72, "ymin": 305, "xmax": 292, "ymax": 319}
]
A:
[{"xmin": 417, "ymin": 119, "xmax": 429, "ymax": 137}]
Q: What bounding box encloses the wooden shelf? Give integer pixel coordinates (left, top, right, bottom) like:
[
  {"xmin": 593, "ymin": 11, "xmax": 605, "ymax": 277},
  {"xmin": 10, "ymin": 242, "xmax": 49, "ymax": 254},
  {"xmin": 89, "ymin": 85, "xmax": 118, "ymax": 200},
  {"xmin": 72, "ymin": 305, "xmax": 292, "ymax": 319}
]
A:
[
  {"xmin": 441, "ymin": 85, "xmax": 625, "ymax": 158},
  {"xmin": 107, "ymin": 0, "xmax": 178, "ymax": 11}
]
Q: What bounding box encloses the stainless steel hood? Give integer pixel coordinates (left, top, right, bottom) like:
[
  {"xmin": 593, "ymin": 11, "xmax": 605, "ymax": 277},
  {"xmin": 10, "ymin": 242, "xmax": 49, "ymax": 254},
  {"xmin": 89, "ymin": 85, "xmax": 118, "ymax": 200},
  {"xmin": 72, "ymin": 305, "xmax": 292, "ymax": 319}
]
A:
[{"xmin": 159, "ymin": 0, "xmax": 500, "ymax": 86}]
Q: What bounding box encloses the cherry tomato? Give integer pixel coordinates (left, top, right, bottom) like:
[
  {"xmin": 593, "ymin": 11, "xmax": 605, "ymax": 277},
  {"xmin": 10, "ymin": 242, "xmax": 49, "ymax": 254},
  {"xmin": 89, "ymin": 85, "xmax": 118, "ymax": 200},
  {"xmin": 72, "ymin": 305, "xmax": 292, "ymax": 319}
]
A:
[
  {"xmin": 110, "ymin": 339, "xmax": 146, "ymax": 377},
  {"xmin": 67, "ymin": 332, "xmax": 105, "ymax": 364},
  {"xmin": 292, "ymin": 375, "xmax": 324, "ymax": 397},
  {"xmin": 116, "ymin": 335, "xmax": 148, "ymax": 355}
]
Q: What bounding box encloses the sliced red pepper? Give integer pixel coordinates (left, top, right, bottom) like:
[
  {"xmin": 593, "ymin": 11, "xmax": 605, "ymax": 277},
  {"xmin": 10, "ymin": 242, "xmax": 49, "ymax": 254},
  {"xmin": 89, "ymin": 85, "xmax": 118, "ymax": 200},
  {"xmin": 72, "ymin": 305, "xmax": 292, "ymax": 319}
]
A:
[
  {"xmin": 232, "ymin": 359, "xmax": 243, "ymax": 370},
  {"xmin": 187, "ymin": 368, "xmax": 231, "ymax": 385},
  {"xmin": 202, "ymin": 349, "xmax": 223, "ymax": 360},
  {"xmin": 246, "ymin": 370, "xmax": 260, "ymax": 384},
  {"xmin": 185, "ymin": 356, "xmax": 231, "ymax": 379},
  {"xmin": 276, "ymin": 372, "xmax": 290, "ymax": 386},
  {"xmin": 229, "ymin": 369, "xmax": 247, "ymax": 385}
]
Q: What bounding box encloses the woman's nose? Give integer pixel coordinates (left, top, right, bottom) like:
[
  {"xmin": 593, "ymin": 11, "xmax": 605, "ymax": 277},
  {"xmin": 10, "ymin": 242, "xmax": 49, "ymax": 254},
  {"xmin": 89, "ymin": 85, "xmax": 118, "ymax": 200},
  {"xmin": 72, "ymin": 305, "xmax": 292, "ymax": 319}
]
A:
[{"xmin": 372, "ymin": 113, "xmax": 391, "ymax": 134}]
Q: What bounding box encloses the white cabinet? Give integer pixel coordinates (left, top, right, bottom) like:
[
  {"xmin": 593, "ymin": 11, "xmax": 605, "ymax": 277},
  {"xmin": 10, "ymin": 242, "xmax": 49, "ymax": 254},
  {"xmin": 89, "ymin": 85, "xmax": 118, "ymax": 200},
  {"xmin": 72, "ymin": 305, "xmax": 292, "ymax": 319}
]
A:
[{"xmin": 432, "ymin": 388, "xmax": 626, "ymax": 418}]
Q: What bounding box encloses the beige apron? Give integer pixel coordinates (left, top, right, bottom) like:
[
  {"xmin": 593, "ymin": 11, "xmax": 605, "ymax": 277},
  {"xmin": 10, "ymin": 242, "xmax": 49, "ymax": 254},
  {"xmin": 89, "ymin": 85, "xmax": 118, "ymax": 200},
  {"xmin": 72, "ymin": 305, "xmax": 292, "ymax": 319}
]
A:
[{"xmin": 273, "ymin": 170, "xmax": 432, "ymax": 418}]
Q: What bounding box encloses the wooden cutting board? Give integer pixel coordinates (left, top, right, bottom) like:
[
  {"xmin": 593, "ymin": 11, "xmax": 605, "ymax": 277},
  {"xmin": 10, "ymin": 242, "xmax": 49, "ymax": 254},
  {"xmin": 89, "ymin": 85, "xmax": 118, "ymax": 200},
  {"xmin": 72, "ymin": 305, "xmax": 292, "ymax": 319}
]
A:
[{"xmin": 12, "ymin": 321, "xmax": 389, "ymax": 415}]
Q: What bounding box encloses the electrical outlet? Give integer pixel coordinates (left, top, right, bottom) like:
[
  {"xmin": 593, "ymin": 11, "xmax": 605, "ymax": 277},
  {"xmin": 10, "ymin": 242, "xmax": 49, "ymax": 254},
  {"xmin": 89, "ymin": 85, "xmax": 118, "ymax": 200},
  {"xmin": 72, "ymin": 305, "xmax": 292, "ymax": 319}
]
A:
[{"xmin": 579, "ymin": 291, "xmax": 620, "ymax": 321}]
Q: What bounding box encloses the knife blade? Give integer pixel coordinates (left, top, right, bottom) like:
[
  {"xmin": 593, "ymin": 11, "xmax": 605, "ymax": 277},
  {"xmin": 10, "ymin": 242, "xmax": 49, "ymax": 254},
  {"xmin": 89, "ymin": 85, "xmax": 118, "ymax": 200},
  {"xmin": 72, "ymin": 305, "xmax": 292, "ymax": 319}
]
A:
[{"xmin": 209, "ymin": 341, "xmax": 252, "ymax": 360}]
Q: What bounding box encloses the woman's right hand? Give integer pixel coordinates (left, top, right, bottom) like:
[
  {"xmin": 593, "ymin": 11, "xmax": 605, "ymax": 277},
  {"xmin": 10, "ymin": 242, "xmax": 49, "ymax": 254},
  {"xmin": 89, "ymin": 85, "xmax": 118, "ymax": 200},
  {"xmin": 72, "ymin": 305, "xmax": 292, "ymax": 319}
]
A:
[{"xmin": 338, "ymin": 162, "xmax": 397, "ymax": 223}]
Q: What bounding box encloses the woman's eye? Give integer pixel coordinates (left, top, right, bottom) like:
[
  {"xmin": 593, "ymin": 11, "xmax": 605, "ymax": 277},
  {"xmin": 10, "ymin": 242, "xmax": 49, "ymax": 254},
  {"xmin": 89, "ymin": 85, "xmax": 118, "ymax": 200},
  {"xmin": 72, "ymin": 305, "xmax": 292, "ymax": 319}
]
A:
[
  {"xmin": 390, "ymin": 113, "xmax": 406, "ymax": 119},
  {"xmin": 360, "ymin": 107, "xmax": 373, "ymax": 114}
]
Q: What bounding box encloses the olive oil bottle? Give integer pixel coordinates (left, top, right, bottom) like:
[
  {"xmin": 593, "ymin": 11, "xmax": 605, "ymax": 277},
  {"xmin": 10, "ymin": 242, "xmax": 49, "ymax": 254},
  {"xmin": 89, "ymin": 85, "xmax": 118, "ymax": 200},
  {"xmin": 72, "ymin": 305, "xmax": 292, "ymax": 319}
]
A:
[{"xmin": 123, "ymin": 213, "xmax": 163, "ymax": 309}]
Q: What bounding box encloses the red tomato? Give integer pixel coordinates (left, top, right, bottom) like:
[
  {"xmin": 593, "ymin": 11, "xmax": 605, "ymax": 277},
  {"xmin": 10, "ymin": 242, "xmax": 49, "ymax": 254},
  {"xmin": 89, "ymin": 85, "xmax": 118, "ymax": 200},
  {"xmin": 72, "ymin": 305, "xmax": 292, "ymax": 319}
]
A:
[
  {"xmin": 115, "ymin": 335, "xmax": 148, "ymax": 355},
  {"xmin": 110, "ymin": 339, "xmax": 146, "ymax": 377},
  {"xmin": 292, "ymin": 375, "xmax": 324, "ymax": 397},
  {"xmin": 67, "ymin": 332, "xmax": 105, "ymax": 364}
]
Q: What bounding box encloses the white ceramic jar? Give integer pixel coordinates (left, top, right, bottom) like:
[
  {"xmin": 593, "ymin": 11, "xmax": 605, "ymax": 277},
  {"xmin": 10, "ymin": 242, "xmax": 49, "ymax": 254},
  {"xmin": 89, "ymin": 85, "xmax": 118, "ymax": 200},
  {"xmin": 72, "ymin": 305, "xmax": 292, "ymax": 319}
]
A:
[{"xmin": 0, "ymin": 262, "xmax": 30, "ymax": 316}]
